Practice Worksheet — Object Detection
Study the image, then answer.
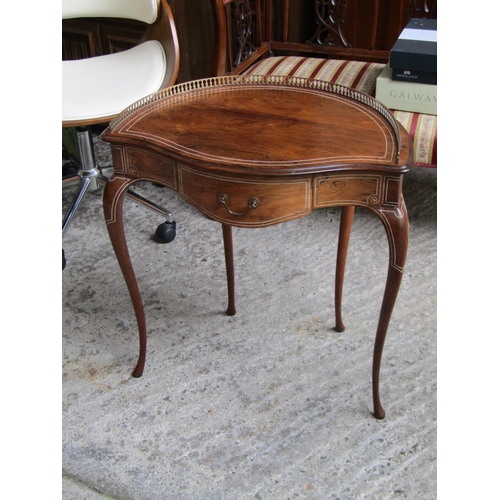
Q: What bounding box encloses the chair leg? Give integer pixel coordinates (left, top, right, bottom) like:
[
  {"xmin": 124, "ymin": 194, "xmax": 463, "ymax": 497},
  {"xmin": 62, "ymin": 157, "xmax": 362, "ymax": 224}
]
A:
[
  {"xmin": 62, "ymin": 126, "xmax": 101, "ymax": 238},
  {"xmin": 62, "ymin": 175, "xmax": 92, "ymax": 238}
]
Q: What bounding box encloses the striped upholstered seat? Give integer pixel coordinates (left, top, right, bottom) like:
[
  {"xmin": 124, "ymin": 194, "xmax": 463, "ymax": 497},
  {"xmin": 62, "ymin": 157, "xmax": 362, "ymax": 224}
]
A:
[
  {"xmin": 392, "ymin": 110, "xmax": 437, "ymax": 168},
  {"xmin": 245, "ymin": 56, "xmax": 437, "ymax": 168},
  {"xmin": 245, "ymin": 56, "xmax": 385, "ymax": 95}
]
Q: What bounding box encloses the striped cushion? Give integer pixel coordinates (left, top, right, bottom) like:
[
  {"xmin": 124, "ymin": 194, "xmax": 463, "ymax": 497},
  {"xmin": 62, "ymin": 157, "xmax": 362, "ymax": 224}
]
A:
[
  {"xmin": 392, "ymin": 111, "xmax": 437, "ymax": 168},
  {"xmin": 245, "ymin": 56, "xmax": 385, "ymax": 95},
  {"xmin": 245, "ymin": 56, "xmax": 437, "ymax": 168}
]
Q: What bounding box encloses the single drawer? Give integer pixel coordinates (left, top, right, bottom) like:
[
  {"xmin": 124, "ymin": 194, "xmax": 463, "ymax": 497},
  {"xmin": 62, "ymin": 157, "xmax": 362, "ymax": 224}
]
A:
[
  {"xmin": 111, "ymin": 146, "xmax": 177, "ymax": 190},
  {"xmin": 178, "ymin": 165, "xmax": 312, "ymax": 227},
  {"xmin": 314, "ymin": 174, "xmax": 382, "ymax": 207}
]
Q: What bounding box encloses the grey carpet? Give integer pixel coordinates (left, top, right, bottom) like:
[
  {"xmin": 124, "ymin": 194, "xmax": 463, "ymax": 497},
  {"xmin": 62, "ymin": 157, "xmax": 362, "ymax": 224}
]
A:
[{"xmin": 62, "ymin": 134, "xmax": 437, "ymax": 499}]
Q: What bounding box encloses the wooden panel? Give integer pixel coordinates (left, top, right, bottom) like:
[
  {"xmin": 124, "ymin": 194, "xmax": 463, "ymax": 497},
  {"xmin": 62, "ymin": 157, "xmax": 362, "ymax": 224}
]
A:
[
  {"xmin": 167, "ymin": 0, "xmax": 215, "ymax": 82},
  {"xmin": 62, "ymin": 20, "xmax": 102, "ymax": 59},
  {"xmin": 98, "ymin": 21, "xmax": 146, "ymax": 54},
  {"xmin": 109, "ymin": 146, "xmax": 178, "ymax": 190},
  {"xmin": 315, "ymin": 175, "xmax": 382, "ymax": 207},
  {"xmin": 62, "ymin": 18, "xmax": 145, "ymax": 59},
  {"xmin": 126, "ymin": 148, "xmax": 177, "ymax": 189},
  {"xmin": 383, "ymin": 176, "xmax": 402, "ymax": 205}
]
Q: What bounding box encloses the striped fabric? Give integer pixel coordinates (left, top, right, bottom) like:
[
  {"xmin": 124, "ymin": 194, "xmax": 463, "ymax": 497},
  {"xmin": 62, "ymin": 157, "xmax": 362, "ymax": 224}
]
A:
[
  {"xmin": 245, "ymin": 56, "xmax": 437, "ymax": 168},
  {"xmin": 392, "ymin": 110, "xmax": 437, "ymax": 168},
  {"xmin": 245, "ymin": 56, "xmax": 385, "ymax": 95}
]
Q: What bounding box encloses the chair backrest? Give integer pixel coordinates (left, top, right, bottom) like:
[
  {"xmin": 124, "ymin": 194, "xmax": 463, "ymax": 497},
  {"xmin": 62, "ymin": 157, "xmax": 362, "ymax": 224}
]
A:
[
  {"xmin": 62, "ymin": 0, "xmax": 159, "ymax": 24},
  {"xmin": 211, "ymin": 0, "xmax": 267, "ymax": 76},
  {"xmin": 141, "ymin": 0, "xmax": 180, "ymax": 89},
  {"xmin": 211, "ymin": 0, "xmax": 437, "ymax": 76}
]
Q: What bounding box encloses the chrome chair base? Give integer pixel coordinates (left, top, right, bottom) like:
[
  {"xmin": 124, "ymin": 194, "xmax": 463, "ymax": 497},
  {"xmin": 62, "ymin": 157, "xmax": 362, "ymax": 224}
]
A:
[{"xmin": 62, "ymin": 126, "xmax": 176, "ymax": 269}]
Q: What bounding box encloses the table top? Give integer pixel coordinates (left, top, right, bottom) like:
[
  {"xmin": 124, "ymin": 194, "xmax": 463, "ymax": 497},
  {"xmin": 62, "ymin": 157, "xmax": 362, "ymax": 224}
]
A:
[{"xmin": 103, "ymin": 75, "xmax": 412, "ymax": 176}]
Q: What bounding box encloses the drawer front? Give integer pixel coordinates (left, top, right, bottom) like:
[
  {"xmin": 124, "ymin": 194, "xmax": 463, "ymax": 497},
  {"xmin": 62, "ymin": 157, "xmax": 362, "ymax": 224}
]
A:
[
  {"xmin": 314, "ymin": 174, "xmax": 382, "ymax": 207},
  {"xmin": 178, "ymin": 165, "xmax": 312, "ymax": 227},
  {"xmin": 111, "ymin": 146, "xmax": 177, "ymax": 190}
]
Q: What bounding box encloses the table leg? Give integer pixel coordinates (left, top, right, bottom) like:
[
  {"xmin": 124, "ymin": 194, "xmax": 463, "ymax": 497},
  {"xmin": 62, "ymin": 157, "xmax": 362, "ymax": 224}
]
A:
[
  {"xmin": 334, "ymin": 205, "xmax": 355, "ymax": 332},
  {"xmin": 370, "ymin": 198, "xmax": 409, "ymax": 419},
  {"xmin": 222, "ymin": 224, "xmax": 236, "ymax": 316},
  {"xmin": 103, "ymin": 176, "xmax": 147, "ymax": 378}
]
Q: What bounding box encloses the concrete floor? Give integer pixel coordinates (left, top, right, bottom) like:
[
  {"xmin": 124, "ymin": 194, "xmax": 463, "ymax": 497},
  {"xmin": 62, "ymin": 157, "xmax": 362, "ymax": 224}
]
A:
[{"xmin": 62, "ymin": 136, "xmax": 437, "ymax": 499}]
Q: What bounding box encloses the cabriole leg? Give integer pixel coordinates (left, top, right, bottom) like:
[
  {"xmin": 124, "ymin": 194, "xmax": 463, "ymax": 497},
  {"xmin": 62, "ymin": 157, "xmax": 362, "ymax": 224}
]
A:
[
  {"xmin": 370, "ymin": 199, "xmax": 409, "ymax": 419},
  {"xmin": 334, "ymin": 205, "xmax": 355, "ymax": 332},
  {"xmin": 103, "ymin": 176, "xmax": 148, "ymax": 377}
]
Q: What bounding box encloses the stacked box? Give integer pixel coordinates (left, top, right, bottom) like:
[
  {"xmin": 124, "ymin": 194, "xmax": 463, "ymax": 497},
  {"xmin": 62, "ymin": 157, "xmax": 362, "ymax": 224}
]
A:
[{"xmin": 376, "ymin": 18, "xmax": 437, "ymax": 114}]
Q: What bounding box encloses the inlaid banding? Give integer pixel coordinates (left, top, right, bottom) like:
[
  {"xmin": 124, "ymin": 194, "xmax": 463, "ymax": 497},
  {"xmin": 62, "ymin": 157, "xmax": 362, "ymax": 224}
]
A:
[{"xmin": 109, "ymin": 75, "xmax": 401, "ymax": 161}]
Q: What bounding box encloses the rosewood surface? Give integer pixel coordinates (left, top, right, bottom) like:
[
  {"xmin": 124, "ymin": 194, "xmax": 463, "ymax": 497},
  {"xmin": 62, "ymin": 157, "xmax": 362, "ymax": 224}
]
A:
[{"xmin": 101, "ymin": 76, "xmax": 412, "ymax": 418}]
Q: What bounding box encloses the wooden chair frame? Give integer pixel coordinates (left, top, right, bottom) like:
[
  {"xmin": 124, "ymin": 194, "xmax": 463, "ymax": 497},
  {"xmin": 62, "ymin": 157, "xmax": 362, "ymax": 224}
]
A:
[{"xmin": 211, "ymin": 0, "xmax": 437, "ymax": 76}]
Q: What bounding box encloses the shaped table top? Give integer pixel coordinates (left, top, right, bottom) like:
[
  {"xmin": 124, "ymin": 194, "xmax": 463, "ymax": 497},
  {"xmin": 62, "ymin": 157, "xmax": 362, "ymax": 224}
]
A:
[{"xmin": 103, "ymin": 75, "xmax": 412, "ymax": 176}]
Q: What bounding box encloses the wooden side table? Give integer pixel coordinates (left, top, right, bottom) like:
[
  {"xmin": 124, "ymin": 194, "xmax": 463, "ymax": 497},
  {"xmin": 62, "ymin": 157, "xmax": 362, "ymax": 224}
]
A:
[{"xmin": 101, "ymin": 75, "xmax": 412, "ymax": 418}]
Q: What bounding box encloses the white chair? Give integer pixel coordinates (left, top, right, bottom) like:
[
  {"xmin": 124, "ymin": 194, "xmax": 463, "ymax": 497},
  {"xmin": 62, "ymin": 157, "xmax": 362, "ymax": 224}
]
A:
[{"xmin": 62, "ymin": 0, "xmax": 180, "ymax": 268}]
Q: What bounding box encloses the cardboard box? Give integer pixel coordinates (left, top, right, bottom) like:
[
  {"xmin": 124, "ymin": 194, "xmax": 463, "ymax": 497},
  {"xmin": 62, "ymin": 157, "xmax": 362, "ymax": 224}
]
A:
[
  {"xmin": 390, "ymin": 18, "xmax": 437, "ymax": 75},
  {"xmin": 375, "ymin": 65, "xmax": 437, "ymax": 115}
]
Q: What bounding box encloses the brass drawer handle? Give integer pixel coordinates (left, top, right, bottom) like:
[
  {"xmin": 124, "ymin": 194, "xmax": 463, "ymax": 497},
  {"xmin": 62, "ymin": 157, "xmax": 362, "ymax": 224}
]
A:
[{"xmin": 218, "ymin": 193, "xmax": 260, "ymax": 217}]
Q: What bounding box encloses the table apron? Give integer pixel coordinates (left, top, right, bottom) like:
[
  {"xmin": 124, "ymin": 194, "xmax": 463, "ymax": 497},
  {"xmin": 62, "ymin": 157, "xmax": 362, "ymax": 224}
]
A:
[{"xmin": 110, "ymin": 145, "xmax": 404, "ymax": 227}]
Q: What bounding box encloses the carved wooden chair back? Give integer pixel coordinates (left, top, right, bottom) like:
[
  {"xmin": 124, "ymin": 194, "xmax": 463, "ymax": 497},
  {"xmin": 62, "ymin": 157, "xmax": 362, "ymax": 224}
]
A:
[
  {"xmin": 211, "ymin": 0, "xmax": 437, "ymax": 77},
  {"xmin": 211, "ymin": 0, "xmax": 265, "ymax": 76}
]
